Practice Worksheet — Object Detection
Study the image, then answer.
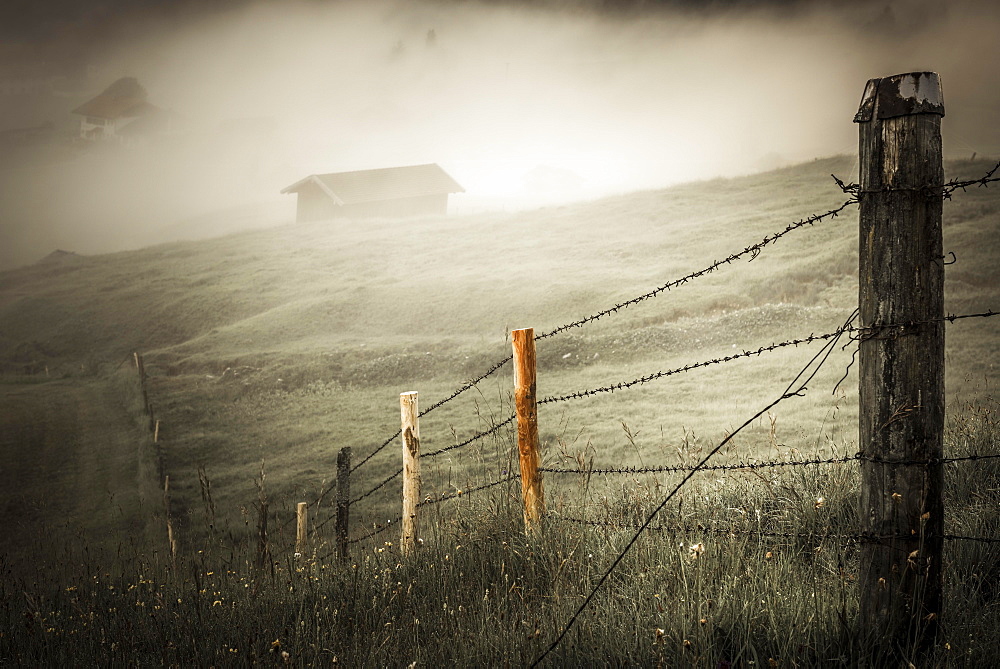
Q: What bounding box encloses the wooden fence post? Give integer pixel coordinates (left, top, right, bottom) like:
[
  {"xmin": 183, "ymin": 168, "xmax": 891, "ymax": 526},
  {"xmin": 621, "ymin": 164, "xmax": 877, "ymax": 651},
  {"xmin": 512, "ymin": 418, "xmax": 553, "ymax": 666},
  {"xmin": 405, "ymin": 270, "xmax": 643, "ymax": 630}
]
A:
[
  {"xmin": 855, "ymin": 71, "xmax": 945, "ymax": 654},
  {"xmin": 296, "ymin": 502, "xmax": 308, "ymax": 554},
  {"xmin": 400, "ymin": 391, "xmax": 421, "ymax": 556},
  {"xmin": 336, "ymin": 447, "xmax": 351, "ymax": 562},
  {"xmin": 163, "ymin": 475, "xmax": 177, "ymax": 569},
  {"xmin": 512, "ymin": 328, "xmax": 544, "ymax": 535},
  {"xmin": 255, "ymin": 460, "xmax": 271, "ymax": 571}
]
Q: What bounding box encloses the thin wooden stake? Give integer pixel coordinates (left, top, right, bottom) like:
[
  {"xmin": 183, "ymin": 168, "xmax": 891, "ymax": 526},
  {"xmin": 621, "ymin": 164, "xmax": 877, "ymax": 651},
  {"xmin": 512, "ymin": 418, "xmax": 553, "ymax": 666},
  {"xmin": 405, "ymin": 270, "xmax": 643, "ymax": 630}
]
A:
[
  {"xmin": 335, "ymin": 447, "xmax": 351, "ymax": 562},
  {"xmin": 164, "ymin": 475, "xmax": 177, "ymax": 569},
  {"xmin": 400, "ymin": 391, "xmax": 421, "ymax": 556},
  {"xmin": 512, "ymin": 328, "xmax": 544, "ymax": 534},
  {"xmin": 295, "ymin": 502, "xmax": 308, "ymax": 554},
  {"xmin": 153, "ymin": 420, "xmax": 160, "ymax": 443},
  {"xmin": 855, "ymin": 71, "xmax": 945, "ymax": 653}
]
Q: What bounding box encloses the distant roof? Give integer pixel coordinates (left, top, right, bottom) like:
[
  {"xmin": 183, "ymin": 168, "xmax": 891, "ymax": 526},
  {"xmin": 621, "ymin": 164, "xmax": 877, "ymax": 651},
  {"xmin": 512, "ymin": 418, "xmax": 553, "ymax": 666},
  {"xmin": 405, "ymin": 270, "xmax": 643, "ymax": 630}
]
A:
[
  {"xmin": 72, "ymin": 77, "xmax": 157, "ymax": 120},
  {"xmin": 281, "ymin": 164, "xmax": 464, "ymax": 205}
]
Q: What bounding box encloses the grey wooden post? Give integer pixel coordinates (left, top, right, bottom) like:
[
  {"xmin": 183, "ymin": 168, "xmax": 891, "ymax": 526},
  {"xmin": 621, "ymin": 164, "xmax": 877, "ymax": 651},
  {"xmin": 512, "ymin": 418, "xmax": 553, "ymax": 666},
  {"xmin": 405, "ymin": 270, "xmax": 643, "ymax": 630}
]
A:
[{"xmin": 855, "ymin": 71, "xmax": 945, "ymax": 654}]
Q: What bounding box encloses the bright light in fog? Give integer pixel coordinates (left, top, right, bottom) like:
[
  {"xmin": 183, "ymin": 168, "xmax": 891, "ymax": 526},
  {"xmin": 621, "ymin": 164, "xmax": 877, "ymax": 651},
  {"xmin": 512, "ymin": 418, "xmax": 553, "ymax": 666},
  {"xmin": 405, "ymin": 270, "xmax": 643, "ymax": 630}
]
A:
[{"xmin": 1, "ymin": 0, "xmax": 999, "ymax": 267}]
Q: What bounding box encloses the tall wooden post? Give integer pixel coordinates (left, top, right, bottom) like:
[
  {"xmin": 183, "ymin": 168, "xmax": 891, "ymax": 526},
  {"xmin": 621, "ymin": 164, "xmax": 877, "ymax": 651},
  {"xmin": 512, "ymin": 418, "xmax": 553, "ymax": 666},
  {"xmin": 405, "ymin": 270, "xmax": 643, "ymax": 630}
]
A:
[
  {"xmin": 335, "ymin": 447, "xmax": 351, "ymax": 562},
  {"xmin": 512, "ymin": 328, "xmax": 544, "ymax": 534},
  {"xmin": 295, "ymin": 502, "xmax": 308, "ymax": 554},
  {"xmin": 400, "ymin": 391, "xmax": 421, "ymax": 556},
  {"xmin": 855, "ymin": 71, "xmax": 945, "ymax": 654}
]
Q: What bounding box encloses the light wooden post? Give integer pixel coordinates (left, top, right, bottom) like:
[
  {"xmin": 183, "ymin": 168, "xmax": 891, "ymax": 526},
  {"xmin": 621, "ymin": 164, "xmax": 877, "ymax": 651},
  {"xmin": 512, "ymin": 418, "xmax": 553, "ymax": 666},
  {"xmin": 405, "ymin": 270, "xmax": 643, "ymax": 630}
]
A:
[
  {"xmin": 512, "ymin": 328, "xmax": 544, "ymax": 534},
  {"xmin": 335, "ymin": 447, "xmax": 351, "ymax": 562},
  {"xmin": 855, "ymin": 71, "xmax": 945, "ymax": 653},
  {"xmin": 153, "ymin": 420, "xmax": 160, "ymax": 443},
  {"xmin": 295, "ymin": 502, "xmax": 308, "ymax": 554},
  {"xmin": 400, "ymin": 392, "xmax": 421, "ymax": 556}
]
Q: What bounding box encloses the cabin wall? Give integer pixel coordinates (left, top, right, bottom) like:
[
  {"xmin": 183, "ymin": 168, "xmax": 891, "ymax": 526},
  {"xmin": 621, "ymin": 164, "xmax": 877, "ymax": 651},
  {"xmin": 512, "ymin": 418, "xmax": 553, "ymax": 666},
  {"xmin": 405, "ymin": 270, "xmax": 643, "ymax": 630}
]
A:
[
  {"xmin": 294, "ymin": 190, "xmax": 451, "ymax": 223},
  {"xmin": 340, "ymin": 194, "xmax": 449, "ymax": 219},
  {"xmin": 295, "ymin": 183, "xmax": 338, "ymax": 222}
]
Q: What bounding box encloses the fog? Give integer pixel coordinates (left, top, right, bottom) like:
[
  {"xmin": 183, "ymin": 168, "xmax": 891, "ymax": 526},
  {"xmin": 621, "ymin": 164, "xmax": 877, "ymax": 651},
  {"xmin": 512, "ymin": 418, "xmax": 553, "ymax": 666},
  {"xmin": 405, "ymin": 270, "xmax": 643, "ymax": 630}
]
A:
[{"xmin": 2, "ymin": 0, "xmax": 998, "ymax": 269}]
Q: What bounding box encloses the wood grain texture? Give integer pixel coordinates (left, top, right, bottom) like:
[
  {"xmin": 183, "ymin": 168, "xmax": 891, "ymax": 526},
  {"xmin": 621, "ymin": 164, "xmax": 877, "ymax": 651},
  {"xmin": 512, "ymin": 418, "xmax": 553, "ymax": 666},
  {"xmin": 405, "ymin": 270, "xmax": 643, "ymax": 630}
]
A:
[
  {"xmin": 335, "ymin": 447, "xmax": 351, "ymax": 562},
  {"xmin": 400, "ymin": 391, "xmax": 420, "ymax": 556},
  {"xmin": 512, "ymin": 328, "xmax": 545, "ymax": 534},
  {"xmin": 856, "ymin": 72, "xmax": 944, "ymax": 653}
]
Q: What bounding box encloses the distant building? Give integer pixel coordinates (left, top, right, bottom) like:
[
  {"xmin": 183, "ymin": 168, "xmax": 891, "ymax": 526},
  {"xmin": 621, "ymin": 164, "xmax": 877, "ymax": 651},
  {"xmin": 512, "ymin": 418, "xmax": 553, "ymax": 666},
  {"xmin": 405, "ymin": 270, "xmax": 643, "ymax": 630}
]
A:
[
  {"xmin": 281, "ymin": 164, "xmax": 464, "ymax": 223},
  {"xmin": 71, "ymin": 77, "xmax": 161, "ymax": 142}
]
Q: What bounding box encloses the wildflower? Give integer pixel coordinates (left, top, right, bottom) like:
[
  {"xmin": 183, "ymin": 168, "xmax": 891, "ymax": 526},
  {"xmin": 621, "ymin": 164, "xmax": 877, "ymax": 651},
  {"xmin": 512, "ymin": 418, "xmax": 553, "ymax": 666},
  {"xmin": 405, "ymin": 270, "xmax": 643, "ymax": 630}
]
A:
[
  {"xmin": 814, "ymin": 497, "xmax": 825, "ymax": 509},
  {"xmin": 765, "ymin": 551, "xmax": 774, "ymax": 560},
  {"xmin": 271, "ymin": 639, "xmax": 281, "ymax": 649},
  {"xmin": 689, "ymin": 542, "xmax": 705, "ymax": 558},
  {"xmin": 654, "ymin": 628, "xmax": 665, "ymax": 645}
]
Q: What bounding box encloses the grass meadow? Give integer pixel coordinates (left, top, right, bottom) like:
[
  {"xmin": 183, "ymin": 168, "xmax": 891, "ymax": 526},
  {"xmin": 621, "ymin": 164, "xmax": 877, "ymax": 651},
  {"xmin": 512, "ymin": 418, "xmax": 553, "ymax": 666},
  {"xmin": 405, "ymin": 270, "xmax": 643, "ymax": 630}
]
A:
[{"xmin": 2, "ymin": 156, "xmax": 1000, "ymax": 665}]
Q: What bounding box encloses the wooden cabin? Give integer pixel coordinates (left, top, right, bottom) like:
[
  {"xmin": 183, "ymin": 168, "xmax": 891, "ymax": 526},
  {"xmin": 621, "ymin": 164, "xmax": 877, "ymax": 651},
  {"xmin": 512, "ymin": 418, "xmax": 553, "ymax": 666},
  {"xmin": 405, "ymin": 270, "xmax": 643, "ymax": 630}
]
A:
[{"xmin": 281, "ymin": 164, "xmax": 464, "ymax": 223}]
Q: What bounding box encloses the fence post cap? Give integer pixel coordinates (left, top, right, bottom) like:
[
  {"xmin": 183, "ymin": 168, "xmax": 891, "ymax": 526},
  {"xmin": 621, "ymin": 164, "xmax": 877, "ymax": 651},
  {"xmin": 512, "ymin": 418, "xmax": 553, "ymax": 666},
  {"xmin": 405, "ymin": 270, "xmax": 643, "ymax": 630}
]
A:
[{"xmin": 855, "ymin": 71, "xmax": 944, "ymax": 123}]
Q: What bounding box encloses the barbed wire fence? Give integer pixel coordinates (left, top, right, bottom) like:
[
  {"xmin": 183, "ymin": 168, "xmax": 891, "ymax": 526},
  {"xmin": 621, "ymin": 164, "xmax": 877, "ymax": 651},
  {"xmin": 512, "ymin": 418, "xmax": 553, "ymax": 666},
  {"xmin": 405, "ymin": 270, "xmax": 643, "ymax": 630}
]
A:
[{"xmin": 296, "ymin": 160, "xmax": 1000, "ymax": 567}]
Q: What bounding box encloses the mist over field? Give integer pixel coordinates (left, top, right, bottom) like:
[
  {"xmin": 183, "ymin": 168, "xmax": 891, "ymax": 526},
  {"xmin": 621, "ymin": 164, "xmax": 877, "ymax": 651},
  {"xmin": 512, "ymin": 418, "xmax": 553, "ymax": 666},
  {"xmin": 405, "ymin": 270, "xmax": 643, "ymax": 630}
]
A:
[{"xmin": 1, "ymin": 0, "xmax": 999, "ymax": 269}]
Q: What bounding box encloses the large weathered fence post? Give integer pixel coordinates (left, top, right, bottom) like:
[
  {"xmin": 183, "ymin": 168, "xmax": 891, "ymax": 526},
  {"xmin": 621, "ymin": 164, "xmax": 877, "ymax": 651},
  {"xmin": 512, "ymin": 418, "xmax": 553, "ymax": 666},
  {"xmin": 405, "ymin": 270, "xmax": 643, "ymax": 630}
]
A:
[
  {"xmin": 335, "ymin": 447, "xmax": 351, "ymax": 562},
  {"xmin": 512, "ymin": 328, "xmax": 544, "ymax": 535},
  {"xmin": 855, "ymin": 71, "xmax": 945, "ymax": 654},
  {"xmin": 400, "ymin": 391, "xmax": 421, "ymax": 556}
]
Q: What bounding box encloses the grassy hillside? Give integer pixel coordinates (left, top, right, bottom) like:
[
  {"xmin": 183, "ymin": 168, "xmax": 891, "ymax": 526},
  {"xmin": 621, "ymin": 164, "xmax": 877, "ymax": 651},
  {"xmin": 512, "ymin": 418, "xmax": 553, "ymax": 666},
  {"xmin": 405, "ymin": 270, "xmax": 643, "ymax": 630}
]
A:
[
  {"xmin": 1, "ymin": 155, "xmax": 999, "ymax": 546},
  {"xmin": 3, "ymin": 156, "xmax": 1000, "ymax": 666}
]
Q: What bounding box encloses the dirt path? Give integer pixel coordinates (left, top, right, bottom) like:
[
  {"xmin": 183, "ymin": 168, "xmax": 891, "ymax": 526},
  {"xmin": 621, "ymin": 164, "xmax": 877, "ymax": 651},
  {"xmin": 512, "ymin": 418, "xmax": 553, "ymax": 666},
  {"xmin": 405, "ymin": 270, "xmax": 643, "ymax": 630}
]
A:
[{"xmin": 0, "ymin": 377, "xmax": 148, "ymax": 573}]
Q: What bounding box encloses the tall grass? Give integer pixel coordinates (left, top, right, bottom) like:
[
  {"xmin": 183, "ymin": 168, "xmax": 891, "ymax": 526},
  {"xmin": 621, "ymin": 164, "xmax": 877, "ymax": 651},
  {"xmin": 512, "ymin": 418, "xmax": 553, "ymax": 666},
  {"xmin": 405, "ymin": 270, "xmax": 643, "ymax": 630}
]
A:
[{"xmin": 3, "ymin": 396, "xmax": 999, "ymax": 666}]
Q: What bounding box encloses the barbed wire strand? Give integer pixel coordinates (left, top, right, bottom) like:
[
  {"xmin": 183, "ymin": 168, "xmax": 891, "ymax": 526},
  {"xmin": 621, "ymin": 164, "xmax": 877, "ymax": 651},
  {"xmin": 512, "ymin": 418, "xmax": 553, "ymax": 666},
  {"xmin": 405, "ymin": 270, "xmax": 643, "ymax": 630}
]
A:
[
  {"xmin": 325, "ymin": 473, "xmax": 519, "ymax": 556},
  {"xmin": 537, "ymin": 327, "xmax": 851, "ymax": 406},
  {"xmin": 942, "ymin": 161, "xmax": 1000, "ymax": 198},
  {"xmin": 531, "ymin": 316, "xmax": 852, "ymax": 667},
  {"xmin": 833, "ymin": 161, "xmax": 1000, "ymax": 200},
  {"xmin": 541, "ymin": 450, "xmax": 1000, "ymax": 476},
  {"xmin": 549, "ymin": 515, "xmax": 1000, "ymax": 545},
  {"xmin": 536, "ymin": 199, "xmax": 858, "ymax": 341},
  {"xmin": 347, "ymin": 196, "xmax": 859, "ymax": 476},
  {"xmin": 340, "ymin": 309, "xmax": 998, "ymax": 513},
  {"xmin": 343, "ymin": 415, "xmax": 517, "ymax": 510}
]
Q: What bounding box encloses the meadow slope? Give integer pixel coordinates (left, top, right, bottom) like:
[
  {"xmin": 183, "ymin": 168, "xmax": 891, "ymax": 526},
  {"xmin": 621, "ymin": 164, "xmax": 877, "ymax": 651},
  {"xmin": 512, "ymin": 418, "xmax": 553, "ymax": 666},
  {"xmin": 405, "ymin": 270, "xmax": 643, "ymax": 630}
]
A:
[{"xmin": 2, "ymin": 155, "xmax": 999, "ymax": 549}]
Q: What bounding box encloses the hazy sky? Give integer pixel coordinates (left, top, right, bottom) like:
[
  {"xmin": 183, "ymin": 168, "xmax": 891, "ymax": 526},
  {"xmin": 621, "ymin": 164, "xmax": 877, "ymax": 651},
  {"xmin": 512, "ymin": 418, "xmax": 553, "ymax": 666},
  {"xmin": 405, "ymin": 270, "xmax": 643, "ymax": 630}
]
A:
[{"xmin": 1, "ymin": 0, "xmax": 998, "ymax": 267}]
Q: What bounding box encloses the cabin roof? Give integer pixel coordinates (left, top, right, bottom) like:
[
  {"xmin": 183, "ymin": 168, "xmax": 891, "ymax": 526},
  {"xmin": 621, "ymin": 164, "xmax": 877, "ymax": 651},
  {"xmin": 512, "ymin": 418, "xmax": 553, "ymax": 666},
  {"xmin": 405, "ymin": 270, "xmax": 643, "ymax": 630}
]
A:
[{"xmin": 281, "ymin": 164, "xmax": 464, "ymax": 205}]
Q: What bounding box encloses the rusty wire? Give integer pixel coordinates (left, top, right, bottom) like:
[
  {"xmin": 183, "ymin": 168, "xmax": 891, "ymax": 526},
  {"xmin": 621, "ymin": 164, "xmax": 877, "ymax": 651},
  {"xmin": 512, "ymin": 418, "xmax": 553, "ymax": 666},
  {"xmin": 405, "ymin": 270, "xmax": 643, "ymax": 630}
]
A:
[
  {"xmin": 343, "ymin": 473, "xmax": 518, "ymax": 547},
  {"xmin": 350, "ymin": 466, "xmax": 404, "ymax": 505},
  {"xmin": 536, "ymin": 198, "xmax": 858, "ymax": 340},
  {"xmin": 833, "ymin": 161, "xmax": 1000, "ymax": 200},
  {"xmin": 549, "ymin": 514, "xmax": 1000, "ymax": 545},
  {"xmin": 538, "ymin": 328, "xmax": 851, "ymax": 406},
  {"xmin": 942, "ymin": 161, "xmax": 1000, "ymax": 198},
  {"xmin": 347, "ymin": 356, "xmax": 513, "ymax": 475},
  {"xmin": 542, "ymin": 453, "xmax": 858, "ymax": 476},
  {"xmin": 347, "ymin": 195, "xmax": 858, "ymax": 476},
  {"xmin": 343, "ymin": 309, "xmax": 998, "ymax": 508}
]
